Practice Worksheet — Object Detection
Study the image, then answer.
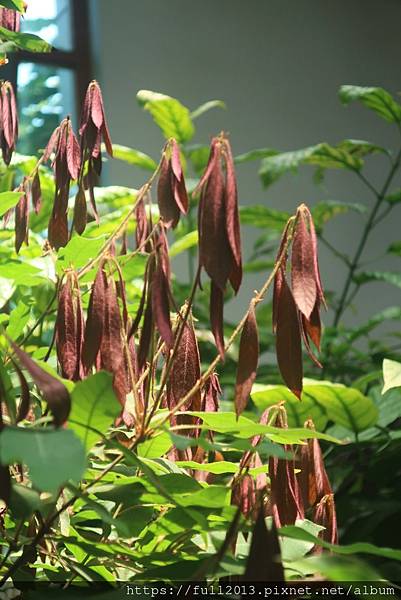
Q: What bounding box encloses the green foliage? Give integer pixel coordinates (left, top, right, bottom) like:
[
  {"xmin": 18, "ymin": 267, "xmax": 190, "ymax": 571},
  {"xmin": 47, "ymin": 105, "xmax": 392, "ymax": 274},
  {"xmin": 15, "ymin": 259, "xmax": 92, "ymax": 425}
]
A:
[{"xmin": 339, "ymin": 85, "xmax": 401, "ymax": 123}]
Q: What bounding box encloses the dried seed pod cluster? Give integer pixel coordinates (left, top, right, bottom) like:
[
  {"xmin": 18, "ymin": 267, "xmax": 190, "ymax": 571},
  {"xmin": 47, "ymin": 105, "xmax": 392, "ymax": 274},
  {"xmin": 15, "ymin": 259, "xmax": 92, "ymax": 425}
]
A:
[
  {"xmin": 157, "ymin": 138, "xmax": 188, "ymax": 228},
  {"xmin": 0, "ymin": 81, "xmax": 18, "ymax": 165},
  {"xmin": 196, "ymin": 133, "xmax": 242, "ymax": 358},
  {"xmin": 273, "ymin": 204, "xmax": 326, "ymax": 398}
]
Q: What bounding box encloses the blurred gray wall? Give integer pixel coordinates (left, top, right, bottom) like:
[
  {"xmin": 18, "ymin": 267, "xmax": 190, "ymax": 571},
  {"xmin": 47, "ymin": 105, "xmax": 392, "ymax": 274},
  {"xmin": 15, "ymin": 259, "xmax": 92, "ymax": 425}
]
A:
[{"xmin": 89, "ymin": 0, "xmax": 401, "ymax": 325}]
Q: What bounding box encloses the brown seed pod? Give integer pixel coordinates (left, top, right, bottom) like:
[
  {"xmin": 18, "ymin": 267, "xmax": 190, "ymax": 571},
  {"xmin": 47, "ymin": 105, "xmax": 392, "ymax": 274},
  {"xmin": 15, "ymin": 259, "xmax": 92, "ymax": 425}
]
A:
[
  {"xmin": 14, "ymin": 184, "xmax": 29, "ymax": 254},
  {"xmin": 234, "ymin": 304, "xmax": 259, "ymax": 418},
  {"xmin": 297, "ymin": 419, "xmax": 332, "ymax": 509},
  {"xmin": 0, "ymin": 81, "xmax": 18, "ymax": 165},
  {"xmin": 73, "ymin": 185, "xmax": 88, "ymax": 235},
  {"xmin": 291, "ymin": 208, "xmax": 317, "ymax": 319},
  {"xmin": 56, "ymin": 272, "xmax": 84, "ymax": 381},
  {"xmin": 10, "ymin": 340, "xmax": 71, "ymax": 427},
  {"xmin": 31, "ymin": 170, "xmax": 42, "ymax": 215},
  {"xmin": 82, "ymin": 263, "xmax": 107, "ymax": 370},
  {"xmin": 243, "ymin": 503, "xmax": 285, "ymax": 582},
  {"xmin": 314, "ymin": 493, "xmax": 338, "ymax": 548}
]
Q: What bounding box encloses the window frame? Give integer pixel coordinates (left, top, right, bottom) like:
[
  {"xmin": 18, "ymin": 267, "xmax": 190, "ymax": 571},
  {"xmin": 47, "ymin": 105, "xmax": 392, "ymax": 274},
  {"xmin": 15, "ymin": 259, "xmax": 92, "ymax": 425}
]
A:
[{"xmin": 4, "ymin": 0, "xmax": 92, "ymax": 112}]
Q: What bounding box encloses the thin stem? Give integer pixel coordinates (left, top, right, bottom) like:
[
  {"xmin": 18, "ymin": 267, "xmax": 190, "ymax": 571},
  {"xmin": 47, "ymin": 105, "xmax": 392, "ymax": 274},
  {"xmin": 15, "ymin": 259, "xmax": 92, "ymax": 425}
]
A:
[
  {"xmin": 333, "ymin": 151, "xmax": 401, "ymax": 327},
  {"xmin": 319, "ymin": 234, "xmax": 351, "ymax": 267}
]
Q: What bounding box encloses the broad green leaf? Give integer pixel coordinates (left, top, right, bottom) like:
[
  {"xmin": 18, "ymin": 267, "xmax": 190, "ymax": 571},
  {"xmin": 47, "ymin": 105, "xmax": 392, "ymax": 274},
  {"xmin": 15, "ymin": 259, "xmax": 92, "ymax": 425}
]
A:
[
  {"xmin": 69, "ymin": 372, "xmax": 120, "ymax": 453},
  {"xmin": 252, "ymin": 379, "xmax": 378, "ymax": 433},
  {"xmin": 110, "ymin": 144, "xmax": 157, "ymax": 171},
  {"xmin": 169, "ymin": 230, "xmax": 199, "ymax": 257},
  {"xmin": 292, "ymin": 554, "xmax": 386, "ymax": 582},
  {"xmin": 186, "ymin": 144, "xmax": 210, "ymax": 175},
  {"xmin": 239, "ymin": 205, "xmax": 290, "ymax": 230},
  {"xmin": 9, "ymin": 483, "xmax": 41, "ymax": 519},
  {"xmin": 0, "ymin": 261, "xmax": 46, "ymax": 287},
  {"xmin": 339, "ymin": 85, "xmax": 401, "ymax": 123},
  {"xmin": 186, "ymin": 411, "xmax": 341, "ymax": 443},
  {"xmin": 335, "ymin": 138, "xmax": 388, "ymax": 158},
  {"xmin": 382, "ymin": 358, "xmax": 401, "ymax": 394},
  {"xmin": 235, "ymin": 148, "xmax": 279, "ymax": 163},
  {"xmin": 114, "ymin": 506, "xmax": 154, "ymax": 538},
  {"xmin": 6, "ymin": 301, "xmax": 30, "ymax": 340},
  {"xmin": 137, "ymin": 89, "xmax": 195, "ymax": 143},
  {"xmin": 312, "ymin": 200, "xmax": 366, "ymax": 231},
  {"xmin": 0, "ymin": 27, "xmax": 52, "ymax": 53},
  {"xmin": 0, "ymin": 191, "xmax": 22, "ymax": 215},
  {"xmin": 0, "ymin": 427, "xmax": 86, "ymax": 492},
  {"xmin": 137, "ymin": 432, "xmax": 172, "ymax": 459},
  {"xmin": 176, "ymin": 460, "xmax": 239, "ymax": 474},
  {"xmin": 57, "ymin": 236, "xmax": 105, "ymax": 274},
  {"xmin": 90, "ymin": 185, "xmax": 138, "ymax": 210},
  {"xmin": 259, "ymin": 143, "xmax": 363, "ymax": 187},
  {"xmin": 190, "ymin": 100, "xmax": 226, "ymax": 120},
  {"xmin": 280, "ymin": 519, "xmax": 324, "ymax": 562},
  {"xmin": 280, "ymin": 524, "xmax": 401, "ymax": 562},
  {"xmin": 354, "ymin": 270, "xmax": 401, "ymax": 290}
]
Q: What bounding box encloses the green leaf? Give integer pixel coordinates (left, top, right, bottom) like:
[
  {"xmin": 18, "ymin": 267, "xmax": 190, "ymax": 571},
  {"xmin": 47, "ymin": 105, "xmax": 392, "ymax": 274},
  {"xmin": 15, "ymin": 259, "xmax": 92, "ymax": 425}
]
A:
[
  {"xmin": 6, "ymin": 301, "xmax": 31, "ymax": 340},
  {"xmin": 169, "ymin": 230, "xmax": 199, "ymax": 258},
  {"xmin": 114, "ymin": 506, "xmax": 154, "ymax": 538},
  {"xmin": 0, "ymin": 427, "xmax": 86, "ymax": 492},
  {"xmin": 190, "ymin": 100, "xmax": 226, "ymax": 120},
  {"xmin": 176, "ymin": 460, "xmax": 239, "ymax": 474},
  {"xmin": 239, "ymin": 205, "xmax": 290, "ymax": 230},
  {"xmin": 252, "ymin": 379, "xmax": 378, "ymax": 433},
  {"xmin": 110, "ymin": 144, "xmax": 157, "ymax": 171},
  {"xmin": 0, "ymin": 27, "xmax": 52, "ymax": 53},
  {"xmin": 339, "ymin": 85, "xmax": 401, "ymax": 123},
  {"xmin": 57, "ymin": 236, "xmax": 105, "ymax": 274},
  {"xmin": 235, "ymin": 148, "xmax": 279, "ymax": 164},
  {"xmin": 186, "ymin": 411, "xmax": 341, "ymax": 443},
  {"xmin": 382, "ymin": 359, "xmax": 401, "ymax": 394},
  {"xmin": 280, "ymin": 519, "xmax": 324, "ymax": 562},
  {"xmin": 354, "ymin": 270, "xmax": 401, "ymax": 290},
  {"xmin": 9, "ymin": 483, "xmax": 41, "ymax": 519},
  {"xmin": 137, "ymin": 90, "xmax": 195, "ymax": 143},
  {"xmin": 0, "ymin": 191, "xmax": 22, "ymax": 215},
  {"xmin": 0, "ymin": 0, "xmax": 25, "ymax": 10},
  {"xmin": 69, "ymin": 372, "xmax": 120, "ymax": 453},
  {"xmin": 137, "ymin": 432, "xmax": 172, "ymax": 459},
  {"xmin": 387, "ymin": 241, "xmax": 401, "ymax": 255},
  {"xmin": 0, "ymin": 261, "xmax": 46, "ymax": 287},
  {"xmin": 280, "ymin": 524, "xmax": 401, "ymax": 561},
  {"xmin": 259, "ymin": 142, "xmax": 363, "ymax": 188},
  {"xmin": 312, "ymin": 200, "xmax": 366, "ymax": 231},
  {"xmin": 385, "ymin": 188, "xmax": 401, "ymax": 204}
]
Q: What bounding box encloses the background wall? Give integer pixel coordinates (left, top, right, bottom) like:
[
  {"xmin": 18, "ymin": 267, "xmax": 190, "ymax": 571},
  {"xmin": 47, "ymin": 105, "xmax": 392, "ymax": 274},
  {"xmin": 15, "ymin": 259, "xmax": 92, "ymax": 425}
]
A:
[{"xmin": 89, "ymin": 0, "xmax": 401, "ymax": 324}]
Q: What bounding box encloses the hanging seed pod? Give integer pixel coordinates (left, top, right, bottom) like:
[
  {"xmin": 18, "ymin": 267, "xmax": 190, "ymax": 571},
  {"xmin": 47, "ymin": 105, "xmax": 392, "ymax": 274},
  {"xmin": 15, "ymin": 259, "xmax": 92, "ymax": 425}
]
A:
[
  {"xmin": 31, "ymin": 170, "xmax": 42, "ymax": 215},
  {"xmin": 82, "ymin": 262, "xmax": 107, "ymax": 370},
  {"xmin": 202, "ymin": 372, "xmax": 221, "ymax": 413},
  {"xmin": 14, "ymin": 179, "xmax": 29, "ymax": 254},
  {"xmin": 56, "ymin": 272, "xmax": 84, "ymax": 381},
  {"xmin": 13, "ymin": 359, "xmax": 31, "ymax": 423},
  {"xmin": 268, "ymin": 409, "xmax": 304, "ymax": 527},
  {"xmin": 0, "ymin": 81, "xmax": 18, "ymax": 165},
  {"xmin": 9, "ymin": 340, "xmax": 71, "ymax": 427},
  {"xmin": 44, "ymin": 117, "xmax": 81, "ymax": 249},
  {"xmin": 291, "ymin": 207, "xmax": 317, "ymax": 320},
  {"xmin": 275, "ymin": 273, "xmax": 303, "ymax": 399},
  {"xmin": 234, "ymin": 304, "xmax": 259, "ymax": 417},
  {"xmin": 197, "ymin": 134, "xmax": 242, "ymax": 357},
  {"xmin": 244, "ymin": 503, "xmax": 285, "ymax": 581},
  {"xmin": 157, "ymin": 138, "xmax": 188, "ymax": 228},
  {"xmin": 297, "ymin": 419, "xmax": 333, "ymax": 509},
  {"xmin": 73, "ymin": 184, "xmax": 88, "ymax": 235},
  {"xmin": 314, "ymin": 493, "xmax": 338, "ymax": 549}
]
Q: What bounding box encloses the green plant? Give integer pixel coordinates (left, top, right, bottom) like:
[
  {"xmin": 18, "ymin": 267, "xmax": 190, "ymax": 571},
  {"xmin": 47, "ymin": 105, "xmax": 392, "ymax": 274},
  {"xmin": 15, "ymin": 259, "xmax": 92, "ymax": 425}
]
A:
[{"xmin": 0, "ymin": 3, "xmax": 401, "ymax": 595}]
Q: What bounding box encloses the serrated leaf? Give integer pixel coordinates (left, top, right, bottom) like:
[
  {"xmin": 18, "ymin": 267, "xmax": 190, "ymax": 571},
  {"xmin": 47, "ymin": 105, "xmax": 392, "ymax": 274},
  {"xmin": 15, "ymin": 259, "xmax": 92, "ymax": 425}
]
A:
[
  {"xmin": 382, "ymin": 359, "xmax": 401, "ymax": 395},
  {"xmin": 137, "ymin": 90, "xmax": 194, "ymax": 143},
  {"xmin": 259, "ymin": 143, "xmax": 363, "ymax": 187},
  {"xmin": 109, "ymin": 144, "xmax": 157, "ymax": 171},
  {"xmin": 235, "ymin": 148, "xmax": 279, "ymax": 163},
  {"xmin": 339, "ymin": 85, "xmax": 401, "ymax": 123}
]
